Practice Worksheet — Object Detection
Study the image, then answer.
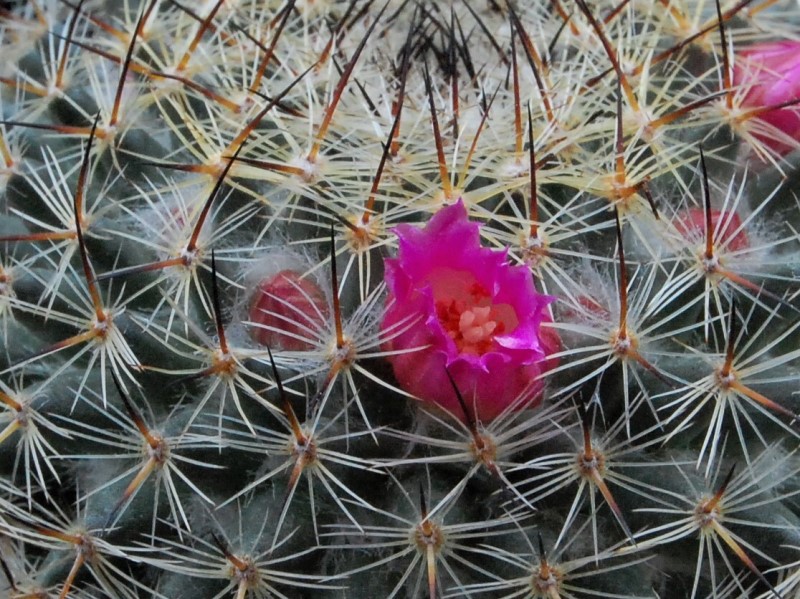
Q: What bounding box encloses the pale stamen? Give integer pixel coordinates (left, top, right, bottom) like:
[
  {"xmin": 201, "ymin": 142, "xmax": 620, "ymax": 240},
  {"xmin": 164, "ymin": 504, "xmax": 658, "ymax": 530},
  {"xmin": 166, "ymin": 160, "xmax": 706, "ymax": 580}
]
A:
[{"xmin": 459, "ymin": 306, "xmax": 498, "ymax": 348}]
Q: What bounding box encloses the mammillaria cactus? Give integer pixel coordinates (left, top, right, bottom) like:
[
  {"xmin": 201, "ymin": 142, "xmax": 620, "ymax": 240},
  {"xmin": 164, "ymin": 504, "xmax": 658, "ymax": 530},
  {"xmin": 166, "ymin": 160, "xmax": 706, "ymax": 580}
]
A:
[{"xmin": 1, "ymin": 1, "xmax": 800, "ymax": 598}]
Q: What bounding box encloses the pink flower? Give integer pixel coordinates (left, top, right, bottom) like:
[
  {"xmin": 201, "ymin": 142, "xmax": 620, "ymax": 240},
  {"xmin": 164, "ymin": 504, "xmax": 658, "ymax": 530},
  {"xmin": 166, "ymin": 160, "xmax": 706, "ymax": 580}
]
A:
[
  {"xmin": 381, "ymin": 200, "xmax": 559, "ymax": 422},
  {"xmin": 734, "ymin": 40, "xmax": 800, "ymax": 156}
]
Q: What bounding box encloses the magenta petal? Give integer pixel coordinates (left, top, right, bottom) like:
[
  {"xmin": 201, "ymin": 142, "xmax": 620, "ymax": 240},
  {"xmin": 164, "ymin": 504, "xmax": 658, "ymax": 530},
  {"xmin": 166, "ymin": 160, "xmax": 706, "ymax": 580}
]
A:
[
  {"xmin": 734, "ymin": 40, "xmax": 800, "ymax": 156},
  {"xmin": 381, "ymin": 200, "xmax": 559, "ymax": 423}
]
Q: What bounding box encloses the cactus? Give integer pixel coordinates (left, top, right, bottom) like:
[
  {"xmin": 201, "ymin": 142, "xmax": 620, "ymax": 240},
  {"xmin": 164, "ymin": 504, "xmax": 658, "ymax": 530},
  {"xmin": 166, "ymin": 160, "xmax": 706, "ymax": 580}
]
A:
[{"xmin": 2, "ymin": 0, "xmax": 800, "ymax": 597}]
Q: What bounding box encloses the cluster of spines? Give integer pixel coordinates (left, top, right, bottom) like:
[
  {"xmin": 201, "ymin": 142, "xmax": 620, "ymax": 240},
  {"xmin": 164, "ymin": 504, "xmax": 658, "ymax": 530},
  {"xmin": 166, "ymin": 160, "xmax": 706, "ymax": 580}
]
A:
[{"xmin": 1, "ymin": 0, "xmax": 800, "ymax": 597}]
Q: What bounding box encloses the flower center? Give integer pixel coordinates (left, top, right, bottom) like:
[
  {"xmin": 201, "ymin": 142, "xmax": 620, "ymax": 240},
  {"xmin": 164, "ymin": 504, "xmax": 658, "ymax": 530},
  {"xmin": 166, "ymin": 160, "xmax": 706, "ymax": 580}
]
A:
[
  {"xmin": 437, "ymin": 300, "xmax": 504, "ymax": 354},
  {"xmin": 430, "ymin": 269, "xmax": 516, "ymax": 355}
]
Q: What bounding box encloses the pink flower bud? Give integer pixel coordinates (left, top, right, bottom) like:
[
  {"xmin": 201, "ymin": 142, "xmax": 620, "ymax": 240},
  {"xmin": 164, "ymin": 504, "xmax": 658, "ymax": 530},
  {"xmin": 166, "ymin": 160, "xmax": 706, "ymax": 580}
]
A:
[
  {"xmin": 673, "ymin": 208, "xmax": 749, "ymax": 251},
  {"xmin": 561, "ymin": 294, "xmax": 612, "ymax": 322},
  {"xmin": 734, "ymin": 40, "xmax": 800, "ymax": 156},
  {"xmin": 249, "ymin": 270, "xmax": 329, "ymax": 351},
  {"xmin": 381, "ymin": 200, "xmax": 559, "ymax": 422}
]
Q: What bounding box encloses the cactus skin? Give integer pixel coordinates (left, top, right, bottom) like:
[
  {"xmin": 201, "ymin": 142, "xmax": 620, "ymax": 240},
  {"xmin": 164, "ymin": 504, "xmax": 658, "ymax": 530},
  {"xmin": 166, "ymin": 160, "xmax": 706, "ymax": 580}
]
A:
[{"xmin": 1, "ymin": 1, "xmax": 800, "ymax": 598}]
